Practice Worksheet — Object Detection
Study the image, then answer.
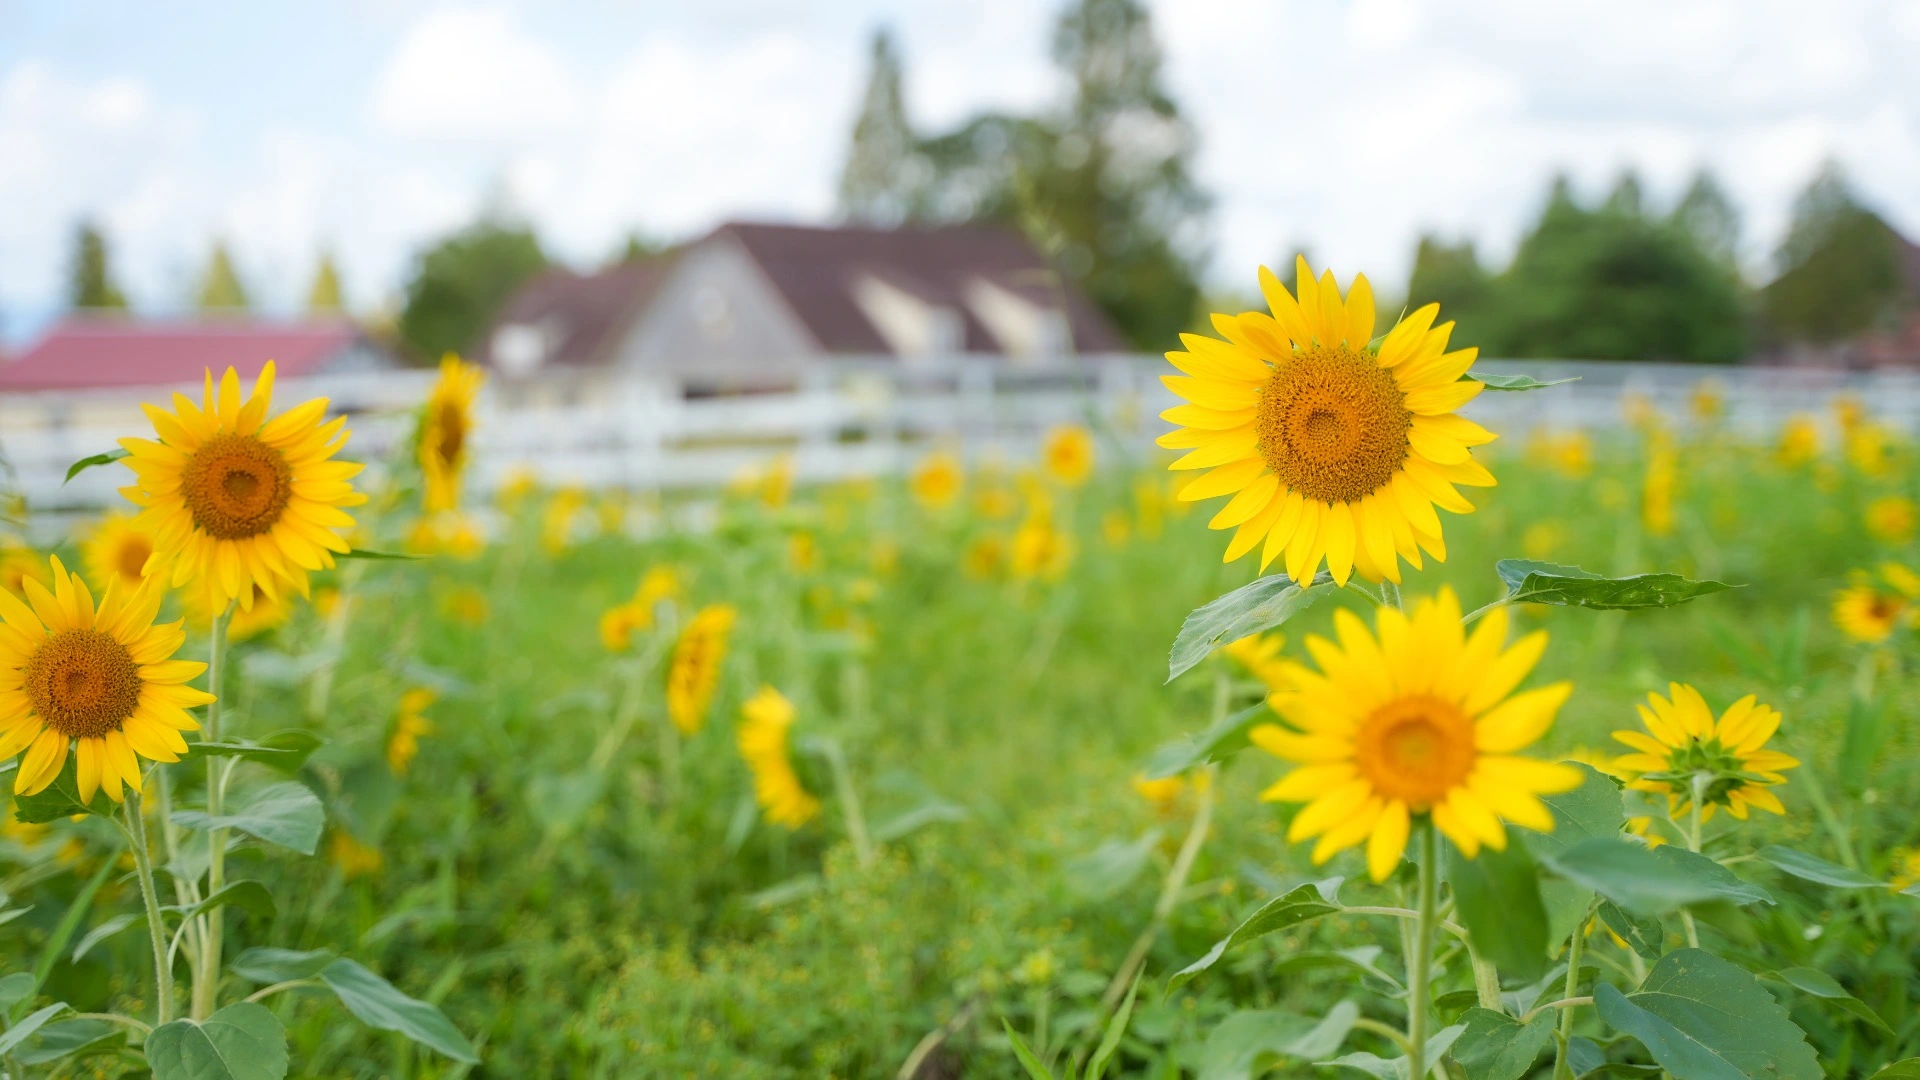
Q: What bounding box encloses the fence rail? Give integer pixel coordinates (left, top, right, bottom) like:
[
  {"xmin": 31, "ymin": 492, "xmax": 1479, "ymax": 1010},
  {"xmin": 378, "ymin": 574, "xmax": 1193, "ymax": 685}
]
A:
[{"xmin": 6, "ymin": 357, "xmax": 1920, "ymax": 515}]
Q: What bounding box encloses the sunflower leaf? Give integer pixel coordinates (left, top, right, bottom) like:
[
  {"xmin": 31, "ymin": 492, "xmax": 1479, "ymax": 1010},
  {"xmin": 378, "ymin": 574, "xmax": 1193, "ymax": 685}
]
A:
[
  {"xmin": 1168, "ymin": 571, "xmax": 1334, "ymax": 682},
  {"xmin": 1447, "ymin": 839, "xmax": 1550, "ymax": 982},
  {"xmin": 1463, "ymin": 372, "xmax": 1579, "ymax": 391},
  {"xmin": 1757, "ymin": 845, "xmax": 1883, "ymax": 888},
  {"xmin": 1594, "ymin": 949, "xmax": 1820, "ymax": 1080},
  {"xmin": 190, "ymin": 731, "xmax": 323, "ymax": 773},
  {"xmin": 11, "ymin": 756, "xmax": 121, "ymax": 823},
  {"xmin": 1763, "ymin": 967, "xmax": 1893, "ymax": 1036},
  {"xmin": 1451, "ymin": 1007, "xmax": 1557, "ymax": 1080},
  {"xmin": 336, "ymin": 549, "xmax": 428, "ymax": 561},
  {"xmin": 62, "ymin": 448, "xmax": 129, "ymax": 484},
  {"xmin": 1169, "ymin": 879, "xmax": 1343, "ymax": 993},
  {"xmin": 1538, "ymin": 839, "xmax": 1772, "ymax": 916},
  {"xmin": 1597, "ymin": 901, "xmax": 1664, "ymax": 960},
  {"xmin": 1142, "ymin": 702, "xmax": 1272, "ymax": 779},
  {"xmin": 172, "ymin": 782, "xmax": 324, "ymax": 855},
  {"xmin": 144, "ymin": 1001, "xmax": 288, "ymax": 1080},
  {"xmin": 1494, "ymin": 560, "xmax": 1736, "ymax": 610}
]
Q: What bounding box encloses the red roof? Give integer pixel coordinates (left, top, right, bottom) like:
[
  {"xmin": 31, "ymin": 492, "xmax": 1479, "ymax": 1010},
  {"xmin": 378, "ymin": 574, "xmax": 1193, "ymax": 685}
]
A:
[{"xmin": 0, "ymin": 319, "xmax": 370, "ymax": 392}]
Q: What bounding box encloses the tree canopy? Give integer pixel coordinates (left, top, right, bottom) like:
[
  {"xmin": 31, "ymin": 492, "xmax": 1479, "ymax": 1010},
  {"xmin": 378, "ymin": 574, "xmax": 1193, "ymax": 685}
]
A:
[
  {"xmin": 1760, "ymin": 160, "xmax": 1911, "ymax": 345},
  {"xmin": 69, "ymin": 221, "xmax": 129, "ymax": 311},
  {"xmin": 196, "ymin": 241, "xmax": 252, "ymax": 312},
  {"xmin": 398, "ymin": 216, "xmax": 548, "ymax": 362}
]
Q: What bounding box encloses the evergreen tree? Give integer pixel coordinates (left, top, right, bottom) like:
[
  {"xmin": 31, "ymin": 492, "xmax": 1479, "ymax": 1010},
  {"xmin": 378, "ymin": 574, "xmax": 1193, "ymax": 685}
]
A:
[
  {"xmin": 1603, "ymin": 170, "xmax": 1645, "ymax": 218},
  {"xmin": 398, "ymin": 214, "xmax": 548, "ymax": 361},
  {"xmin": 837, "ymin": 29, "xmax": 925, "ymax": 226},
  {"xmin": 69, "ymin": 220, "xmax": 129, "ymax": 311},
  {"xmin": 307, "ymin": 251, "xmax": 345, "ymax": 314},
  {"xmin": 1405, "ymin": 236, "xmax": 1493, "ymax": 345},
  {"xmin": 196, "ymin": 241, "xmax": 251, "ymax": 312},
  {"xmin": 1669, "ymin": 168, "xmax": 1740, "ymax": 264},
  {"xmin": 1762, "ymin": 160, "xmax": 1907, "ymax": 344}
]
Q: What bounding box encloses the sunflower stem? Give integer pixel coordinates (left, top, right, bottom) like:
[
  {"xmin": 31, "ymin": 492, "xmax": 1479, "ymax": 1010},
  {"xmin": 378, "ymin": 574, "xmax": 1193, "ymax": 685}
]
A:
[
  {"xmin": 821, "ymin": 737, "xmax": 874, "ymax": 869},
  {"xmin": 123, "ymin": 787, "xmax": 174, "ymax": 1025},
  {"xmin": 193, "ymin": 603, "xmax": 232, "ymax": 1022},
  {"xmin": 1550, "ymin": 899, "xmax": 1596, "ymax": 1080},
  {"xmin": 1468, "ymin": 938, "xmax": 1504, "ymax": 1012},
  {"xmin": 1407, "ymin": 821, "xmax": 1437, "ymax": 1080},
  {"xmin": 1680, "ymin": 773, "xmax": 1706, "ymax": 949}
]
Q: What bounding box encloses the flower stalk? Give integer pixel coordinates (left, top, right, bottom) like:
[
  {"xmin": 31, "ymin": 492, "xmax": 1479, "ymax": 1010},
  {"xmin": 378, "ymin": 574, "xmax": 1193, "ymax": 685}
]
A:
[
  {"xmin": 122, "ymin": 786, "xmax": 174, "ymax": 1025},
  {"xmin": 1407, "ymin": 821, "xmax": 1438, "ymax": 1080},
  {"xmin": 192, "ymin": 603, "xmax": 232, "ymax": 1021}
]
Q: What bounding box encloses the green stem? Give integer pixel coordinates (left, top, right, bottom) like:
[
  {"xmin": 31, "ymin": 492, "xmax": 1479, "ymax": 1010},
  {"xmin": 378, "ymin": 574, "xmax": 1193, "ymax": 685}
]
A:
[
  {"xmin": 821, "ymin": 738, "xmax": 874, "ymax": 868},
  {"xmin": 1680, "ymin": 774, "xmax": 1705, "ymax": 949},
  {"xmin": 123, "ymin": 787, "xmax": 174, "ymax": 1025},
  {"xmin": 1407, "ymin": 822, "xmax": 1438, "ymax": 1080},
  {"xmin": 193, "ymin": 604, "xmax": 231, "ymax": 1021},
  {"xmin": 1468, "ymin": 939, "xmax": 1504, "ymax": 1012},
  {"xmin": 1550, "ymin": 902, "xmax": 1596, "ymax": 1080}
]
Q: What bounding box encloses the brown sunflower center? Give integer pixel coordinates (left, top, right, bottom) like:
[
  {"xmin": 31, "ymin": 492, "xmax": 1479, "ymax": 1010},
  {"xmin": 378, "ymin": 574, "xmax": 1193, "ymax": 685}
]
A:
[
  {"xmin": 1870, "ymin": 595, "xmax": 1902, "ymax": 621},
  {"xmin": 180, "ymin": 432, "xmax": 294, "ymax": 539},
  {"xmin": 434, "ymin": 402, "xmax": 466, "ymax": 466},
  {"xmin": 117, "ymin": 536, "xmax": 153, "ymax": 582},
  {"xmin": 26, "ymin": 628, "xmax": 143, "ymax": 739},
  {"xmin": 1354, "ymin": 695, "xmax": 1476, "ymax": 809},
  {"xmin": 1256, "ymin": 344, "xmax": 1412, "ymax": 504}
]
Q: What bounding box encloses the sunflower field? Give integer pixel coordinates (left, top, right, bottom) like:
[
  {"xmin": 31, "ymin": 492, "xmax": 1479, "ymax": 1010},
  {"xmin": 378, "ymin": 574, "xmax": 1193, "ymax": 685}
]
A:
[{"xmin": 2, "ymin": 265, "xmax": 1919, "ymax": 1080}]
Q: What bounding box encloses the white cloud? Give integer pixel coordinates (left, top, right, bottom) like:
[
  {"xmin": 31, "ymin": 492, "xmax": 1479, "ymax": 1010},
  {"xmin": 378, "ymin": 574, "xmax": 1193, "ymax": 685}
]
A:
[{"xmin": 369, "ymin": 7, "xmax": 587, "ymax": 143}]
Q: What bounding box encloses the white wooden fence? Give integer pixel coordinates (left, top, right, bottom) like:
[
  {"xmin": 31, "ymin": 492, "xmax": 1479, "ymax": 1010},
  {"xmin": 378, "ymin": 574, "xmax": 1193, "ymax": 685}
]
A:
[{"xmin": 6, "ymin": 356, "xmax": 1920, "ymax": 516}]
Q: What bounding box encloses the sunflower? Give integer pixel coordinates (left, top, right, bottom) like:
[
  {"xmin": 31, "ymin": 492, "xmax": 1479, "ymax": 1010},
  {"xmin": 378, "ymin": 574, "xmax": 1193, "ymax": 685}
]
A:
[
  {"xmin": 737, "ymin": 686, "xmax": 819, "ymax": 828},
  {"xmin": 1042, "ymin": 425, "xmax": 1095, "ymax": 487},
  {"xmin": 1642, "ymin": 430, "xmax": 1675, "ymax": 538},
  {"xmin": 541, "ymin": 488, "xmax": 586, "ymax": 554},
  {"xmin": 81, "ymin": 512, "xmax": 157, "ymax": 595},
  {"xmin": 1777, "ymin": 415, "xmax": 1819, "ymax": 467},
  {"xmin": 0, "ymin": 544, "xmax": 49, "ymax": 599},
  {"xmin": 1220, "ymin": 632, "xmax": 1289, "ymax": 690},
  {"xmin": 1865, "ymin": 496, "xmax": 1916, "ymax": 544},
  {"xmin": 387, "ymin": 688, "xmax": 435, "ymax": 776},
  {"xmin": 329, "ymin": 829, "xmax": 384, "ymax": 879},
  {"xmin": 1251, "ymin": 589, "xmax": 1579, "ymax": 881},
  {"xmin": 119, "ymin": 364, "xmax": 366, "ymax": 612},
  {"xmin": 0, "ymin": 556, "xmax": 213, "ymax": 801},
  {"xmin": 182, "ymin": 582, "xmax": 290, "ymax": 643},
  {"xmin": 1161, "ymin": 258, "xmax": 1494, "ymax": 586},
  {"xmin": 419, "ymin": 355, "xmax": 485, "ymax": 514},
  {"xmin": 911, "ymin": 452, "xmax": 965, "ymax": 510},
  {"xmin": 666, "ymin": 604, "xmax": 736, "ymax": 735},
  {"xmin": 1610, "ymin": 684, "xmax": 1798, "ymax": 822},
  {"xmin": 1009, "ymin": 516, "xmax": 1074, "ymax": 581},
  {"xmin": 1832, "ymin": 564, "xmax": 1920, "ymax": 643},
  {"xmin": 1131, "ymin": 771, "xmax": 1208, "ymax": 817}
]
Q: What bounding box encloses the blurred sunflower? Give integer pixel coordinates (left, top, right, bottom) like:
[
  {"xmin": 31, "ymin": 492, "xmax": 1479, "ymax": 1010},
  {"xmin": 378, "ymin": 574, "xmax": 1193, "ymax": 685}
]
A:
[
  {"xmin": 1610, "ymin": 684, "xmax": 1797, "ymax": 823},
  {"xmin": 1832, "ymin": 564, "xmax": 1920, "ymax": 643},
  {"xmin": 1161, "ymin": 258, "xmax": 1494, "ymax": 586},
  {"xmin": 1777, "ymin": 415, "xmax": 1819, "ymax": 467},
  {"xmin": 182, "ymin": 582, "xmax": 290, "ymax": 643},
  {"xmin": 962, "ymin": 535, "xmax": 1005, "ymax": 580},
  {"xmin": 541, "ymin": 487, "xmax": 586, "ymax": 554},
  {"xmin": 82, "ymin": 512, "xmax": 156, "ymax": 595},
  {"xmin": 328, "ymin": 830, "xmax": 383, "ymax": 879},
  {"xmin": 0, "ymin": 544, "xmax": 48, "ymax": 599},
  {"xmin": 1220, "ymin": 632, "xmax": 1288, "ymax": 690},
  {"xmin": 1251, "ymin": 589, "xmax": 1579, "ymax": 881},
  {"xmin": 667, "ymin": 604, "xmax": 736, "ymax": 734},
  {"xmin": 1042, "ymin": 425, "xmax": 1096, "ymax": 487},
  {"xmin": 387, "ymin": 688, "xmax": 435, "ymax": 776},
  {"xmin": 1, "ymin": 556, "xmax": 213, "ymax": 801},
  {"xmin": 1008, "ymin": 517, "xmax": 1074, "ymax": 582},
  {"xmin": 1865, "ymin": 495, "xmax": 1916, "ymax": 544},
  {"xmin": 911, "ymin": 451, "xmax": 965, "ymax": 510},
  {"xmin": 1643, "ymin": 430, "xmax": 1675, "ymax": 537},
  {"xmin": 119, "ymin": 364, "xmax": 366, "ymax": 611},
  {"xmin": 1890, "ymin": 847, "xmax": 1920, "ymax": 891},
  {"xmin": 737, "ymin": 686, "xmax": 819, "ymax": 828},
  {"xmin": 419, "ymin": 355, "xmax": 485, "ymax": 513}
]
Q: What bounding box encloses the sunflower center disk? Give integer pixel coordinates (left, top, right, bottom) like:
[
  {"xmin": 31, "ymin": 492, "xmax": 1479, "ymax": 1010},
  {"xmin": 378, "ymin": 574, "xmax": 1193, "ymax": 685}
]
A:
[
  {"xmin": 26, "ymin": 628, "xmax": 143, "ymax": 739},
  {"xmin": 435, "ymin": 403, "xmax": 466, "ymax": 464},
  {"xmin": 1354, "ymin": 696, "xmax": 1475, "ymax": 809},
  {"xmin": 181, "ymin": 432, "xmax": 295, "ymax": 539},
  {"xmin": 118, "ymin": 537, "xmax": 153, "ymax": 581},
  {"xmin": 1256, "ymin": 345, "xmax": 1412, "ymax": 505}
]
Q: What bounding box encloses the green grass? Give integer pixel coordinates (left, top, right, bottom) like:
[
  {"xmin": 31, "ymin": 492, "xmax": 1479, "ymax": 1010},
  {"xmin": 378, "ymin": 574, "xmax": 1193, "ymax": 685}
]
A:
[{"xmin": 5, "ymin": 432, "xmax": 1920, "ymax": 1077}]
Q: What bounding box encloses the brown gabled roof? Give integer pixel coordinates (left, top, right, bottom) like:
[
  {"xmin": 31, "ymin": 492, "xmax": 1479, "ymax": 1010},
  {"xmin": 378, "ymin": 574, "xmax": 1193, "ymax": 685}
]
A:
[
  {"xmin": 714, "ymin": 221, "xmax": 1126, "ymax": 355},
  {"xmin": 481, "ymin": 259, "xmax": 672, "ymax": 370}
]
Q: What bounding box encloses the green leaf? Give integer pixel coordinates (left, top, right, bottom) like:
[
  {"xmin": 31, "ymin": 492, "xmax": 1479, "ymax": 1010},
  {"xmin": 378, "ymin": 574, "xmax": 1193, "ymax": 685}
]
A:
[
  {"xmin": 1085, "ymin": 970, "xmax": 1139, "ymax": 1080},
  {"xmin": 1168, "ymin": 879, "xmax": 1342, "ymax": 992},
  {"xmin": 0, "ymin": 1003, "xmax": 68, "ymax": 1057},
  {"xmin": 1539, "ymin": 839, "xmax": 1772, "ymax": 915},
  {"xmin": 1766, "ymin": 967, "xmax": 1893, "ymax": 1036},
  {"xmin": 1463, "ymin": 371, "xmax": 1579, "ymax": 391},
  {"xmin": 1874, "ymin": 1061, "xmax": 1920, "ymax": 1080},
  {"xmin": 335, "ymin": 548, "xmax": 427, "ymax": 560},
  {"xmin": 1493, "ymin": 560, "xmax": 1736, "ymax": 611},
  {"xmin": 1757, "ymin": 845, "xmax": 1883, "ymax": 888},
  {"xmin": 1323, "ymin": 1024, "xmax": 1464, "ymax": 1080},
  {"xmin": 1597, "ymin": 901, "xmax": 1663, "ymax": 960},
  {"xmin": 11, "ymin": 756, "xmax": 119, "ymax": 823},
  {"xmin": 1447, "ymin": 839, "xmax": 1550, "ymax": 982},
  {"xmin": 1142, "ymin": 703, "xmax": 1271, "ymax": 780},
  {"xmin": 1272, "ymin": 946, "xmax": 1405, "ymax": 992},
  {"xmin": 1168, "ymin": 571, "xmax": 1333, "ymax": 682},
  {"xmin": 167, "ymin": 880, "xmax": 277, "ymax": 924},
  {"xmin": 0, "ymin": 971, "xmax": 35, "ymax": 1008},
  {"xmin": 63, "ymin": 448, "xmax": 129, "ymax": 484},
  {"xmin": 230, "ymin": 947, "xmax": 335, "ymax": 984},
  {"xmin": 1593, "ymin": 948, "xmax": 1819, "ymax": 1080},
  {"xmin": 1197, "ymin": 1001, "xmax": 1360, "ymax": 1080},
  {"xmin": 72, "ymin": 912, "xmax": 144, "ymax": 963},
  {"xmin": 15, "ymin": 1017, "xmax": 121, "ymax": 1066},
  {"xmin": 173, "ymin": 782, "xmax": 323, "ymax": 855},
  {"xmin": 1451, "ymin": 1007, "xmax": 1556, "ymax": 1080},
  {"xmin": 1520, "ymin": 763, "xmax": 1625, "ymax": 860},
  {"xmin": 189, "ymin": 731, "xmax": 323, "ymax": 773},
  {"xmin": 145, "ymin": 1001, "xmax": 288, "ymax": 1080},
  {"xmin": 1566, "ymin": 1037, "xmax": 1665, "ymax": 1079},
  {"xmin": 1065, "ymin": 830, "xmax": 1162, "ymax": 901},
  {"xmin": 319, "ymin": 958, "xmax": 479, "ymax": 1063},
  {"xmin": 1001, "ymin": 1019, "xmax": 1057, "ymax": 1080}
]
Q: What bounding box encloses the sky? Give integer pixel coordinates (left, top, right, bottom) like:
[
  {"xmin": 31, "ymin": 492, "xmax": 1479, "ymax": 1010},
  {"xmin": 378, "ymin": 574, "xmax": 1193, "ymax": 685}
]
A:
[{"xmin": 2, "ymin": 0, "xmax": 1917, "ymax": 344}]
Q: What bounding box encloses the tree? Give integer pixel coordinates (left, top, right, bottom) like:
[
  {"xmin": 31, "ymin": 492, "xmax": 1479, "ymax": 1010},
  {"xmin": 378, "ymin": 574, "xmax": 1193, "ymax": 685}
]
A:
[
  {"xmin": 307, "ymin": 251, "xmax": 345, "ymax": 314},
  {"xmin": 837, "ymin": 28, "xmax": 926, "ymax": 226},
  {"xmin": 1669, "ymin": 168, "xmax": 1740, "ymax": 264},
  {"xmin": 69, "ymin": 220, "xmax": 129, "ymax": 311},
  {"xmin": 1603, "ymin": 170, "xmax": 1645, "ymax": 218},
  {"xmin": 398, "ymin": 215, "xmax": 548, "ymax": 361},
  {"xmin": 196, "ymin": 241, "xmax": 251, "ymax": 312},
  {"xmin": 1404, "ymin": 236, "xmax": 1493, "ymax": 346},
  {"xmin": 1761, "ymin": 160, "xmax": 1907, "ymax": 344}
]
